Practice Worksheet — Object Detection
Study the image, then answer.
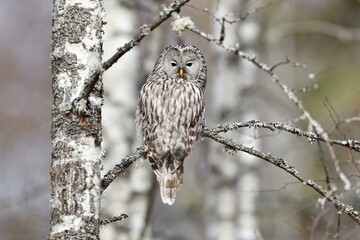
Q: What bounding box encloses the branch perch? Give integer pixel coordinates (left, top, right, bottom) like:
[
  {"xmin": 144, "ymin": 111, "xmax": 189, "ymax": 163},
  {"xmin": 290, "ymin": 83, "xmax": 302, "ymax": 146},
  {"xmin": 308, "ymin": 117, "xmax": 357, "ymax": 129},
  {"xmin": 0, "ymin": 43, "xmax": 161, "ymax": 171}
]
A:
[
  {"xmin": 101, "ymin": 147, "xmax": 147, "ymax": 193},
  {"xmin": 101, "ymin": 121, "xmax": 360, "ymax": 224}
]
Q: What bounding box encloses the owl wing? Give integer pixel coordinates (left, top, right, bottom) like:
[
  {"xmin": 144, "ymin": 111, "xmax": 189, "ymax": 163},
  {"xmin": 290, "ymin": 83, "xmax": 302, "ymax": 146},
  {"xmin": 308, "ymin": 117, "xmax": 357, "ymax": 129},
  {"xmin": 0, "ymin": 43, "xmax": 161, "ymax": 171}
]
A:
[
  {"xmin": 135, "ymin": 79, "xmax": 156, "ymax": 144},
  {"xmin": 185, "ymin": 83, "xmax": 205, "ymax": 147},
  {"xmin": 135, "ymin": 80, "xmax": 163, "ymax": 177},
  {"xmin": 135, "ymin": 99, "xmax": 145, "ymax": 144}
]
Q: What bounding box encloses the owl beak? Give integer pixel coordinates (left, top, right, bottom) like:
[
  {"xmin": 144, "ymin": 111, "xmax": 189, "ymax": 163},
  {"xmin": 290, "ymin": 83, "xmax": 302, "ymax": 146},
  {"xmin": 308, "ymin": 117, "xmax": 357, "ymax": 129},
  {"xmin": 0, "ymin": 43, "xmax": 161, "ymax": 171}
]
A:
[{"xmin": 179, "ymin": 68, "xmax": 185, "ymax": 78}]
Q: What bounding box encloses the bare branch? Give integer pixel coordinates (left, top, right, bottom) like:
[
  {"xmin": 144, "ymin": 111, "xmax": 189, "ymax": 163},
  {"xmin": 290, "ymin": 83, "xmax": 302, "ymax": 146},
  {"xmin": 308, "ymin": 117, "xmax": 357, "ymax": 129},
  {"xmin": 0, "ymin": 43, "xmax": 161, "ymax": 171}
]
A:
[
  {"xmin": 269, "ymin": 55, "xmax": 307, "ymax": 72},
  {"xmin": 101, "ymin": 147, "xmax": 147, "ymax": 193},
  {"xmin": 202, "ymin": 131, "xmax": 360, "ymax": 224},
  {"xmin": 268, "ymin": 55, "xmax": 291, "ymax": 72},
  {"xmin": 205, "ymin": 120, "xmax": 360, "ymax": 152}
]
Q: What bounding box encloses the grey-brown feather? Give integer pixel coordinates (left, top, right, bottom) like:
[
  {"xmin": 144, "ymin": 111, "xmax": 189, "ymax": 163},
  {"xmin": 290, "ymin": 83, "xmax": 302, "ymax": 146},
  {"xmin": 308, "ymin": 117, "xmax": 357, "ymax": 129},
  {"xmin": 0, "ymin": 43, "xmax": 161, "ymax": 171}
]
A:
[{"xmin": 135, "ymin": 45, "xmax": 206, "ymax": 205}]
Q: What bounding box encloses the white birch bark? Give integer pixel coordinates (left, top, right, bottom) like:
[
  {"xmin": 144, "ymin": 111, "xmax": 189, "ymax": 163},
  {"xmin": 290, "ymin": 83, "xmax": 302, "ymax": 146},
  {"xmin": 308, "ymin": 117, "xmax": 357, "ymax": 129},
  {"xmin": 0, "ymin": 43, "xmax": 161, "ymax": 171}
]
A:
[{"xmin": 50, "ymin": 0, "xmax": 104, "ymax": 239}]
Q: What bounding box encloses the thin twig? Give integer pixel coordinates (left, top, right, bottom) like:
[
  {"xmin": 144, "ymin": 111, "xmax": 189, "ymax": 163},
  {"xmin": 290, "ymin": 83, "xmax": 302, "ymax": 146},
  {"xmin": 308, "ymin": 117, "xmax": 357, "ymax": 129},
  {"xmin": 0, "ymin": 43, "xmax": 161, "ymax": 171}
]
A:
[
  {"xmin": 100, "ymin": 214, "xmax": 128, "ymax": 225},
  {"xmin": 316, "ymin": 140, "xmax": 332, "ymax": 191},
  {"xmin": 269, "ymin": 55, "xmax": 291, "ymax": 72},
  {"xmin": 323, "ymin": 98, "xmax": 360, "ymax": 174},
  {"xmin": 268, "ymin": 55, "xmax": 307, "ymax": 72},
  {"xmin": 226, "ymin": 2, "xmax": 277, "ymax": 23}
]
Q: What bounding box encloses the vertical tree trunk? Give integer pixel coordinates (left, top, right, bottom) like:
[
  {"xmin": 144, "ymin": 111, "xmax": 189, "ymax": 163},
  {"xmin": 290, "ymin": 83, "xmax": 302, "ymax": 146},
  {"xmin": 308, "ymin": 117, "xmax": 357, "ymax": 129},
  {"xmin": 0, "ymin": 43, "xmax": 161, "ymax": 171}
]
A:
[{"xmin": 50, "ymin": 0, "xmax": 104, "ymax": 239}]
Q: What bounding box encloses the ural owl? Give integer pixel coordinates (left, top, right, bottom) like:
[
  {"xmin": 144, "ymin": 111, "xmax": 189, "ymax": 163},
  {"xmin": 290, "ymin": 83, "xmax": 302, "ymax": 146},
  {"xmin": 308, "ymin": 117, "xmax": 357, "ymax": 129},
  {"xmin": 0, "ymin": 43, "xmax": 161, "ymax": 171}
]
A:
[{"xmin": 136, "ymin": 44, "xmax": 207, "ymax": 205}]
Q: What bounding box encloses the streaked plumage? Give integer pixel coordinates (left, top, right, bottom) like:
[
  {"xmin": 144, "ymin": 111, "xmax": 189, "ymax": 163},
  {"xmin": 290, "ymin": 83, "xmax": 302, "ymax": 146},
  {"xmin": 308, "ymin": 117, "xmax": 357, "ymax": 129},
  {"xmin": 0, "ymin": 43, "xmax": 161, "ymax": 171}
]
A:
[{"xmin": 136, "ymin": 44, "xmax": 207, "ymax": 205}]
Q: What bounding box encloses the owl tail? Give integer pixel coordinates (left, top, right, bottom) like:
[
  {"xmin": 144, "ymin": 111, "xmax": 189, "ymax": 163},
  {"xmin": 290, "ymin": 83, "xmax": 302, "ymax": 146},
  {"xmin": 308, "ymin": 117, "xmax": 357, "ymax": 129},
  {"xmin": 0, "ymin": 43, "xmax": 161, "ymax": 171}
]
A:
[{"xmin": 157, "ymin": 156, "xmax": 183, "ymax": 205}]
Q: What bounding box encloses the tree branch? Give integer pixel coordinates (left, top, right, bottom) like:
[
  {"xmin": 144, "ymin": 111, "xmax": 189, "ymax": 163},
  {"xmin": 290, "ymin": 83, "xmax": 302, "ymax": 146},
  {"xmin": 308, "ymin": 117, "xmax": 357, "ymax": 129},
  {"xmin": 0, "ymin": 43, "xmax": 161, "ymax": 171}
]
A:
[
  {"xmin": 102, "ymin": 0, "xmax": 190, "ymax": 70},
  {"xmin": 206, "ymin": 120, "xmax": 360, "ymax": 152},
  {"xmin": 202, "ymin": 130, "xmax": 360, "ymax": 224},
  {"xmin": 101, "ymin": 147, "xmax": 147, "ymax": 193},
  {"xmin": 74, "ymin": 0, "xmax": 190, "ymax": 107}
]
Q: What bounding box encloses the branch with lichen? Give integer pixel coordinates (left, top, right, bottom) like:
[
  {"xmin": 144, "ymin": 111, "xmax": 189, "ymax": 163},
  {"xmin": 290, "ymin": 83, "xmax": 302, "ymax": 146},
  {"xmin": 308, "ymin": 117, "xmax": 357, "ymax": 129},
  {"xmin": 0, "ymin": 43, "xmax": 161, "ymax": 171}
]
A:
[
  {"xmin": 73, "ymin": 0, "xmax": 190, "ymax": 107},
  {"xmin": 202, "ymin": 129, "xmax": 360, "ymax": 224},
  {"xmin": 102, "ymin": 0, "xmax": 190, "ymax": 70},
  {"xmin": 207, "ymin": 120, "xmax": 360, "ymax": 152}
]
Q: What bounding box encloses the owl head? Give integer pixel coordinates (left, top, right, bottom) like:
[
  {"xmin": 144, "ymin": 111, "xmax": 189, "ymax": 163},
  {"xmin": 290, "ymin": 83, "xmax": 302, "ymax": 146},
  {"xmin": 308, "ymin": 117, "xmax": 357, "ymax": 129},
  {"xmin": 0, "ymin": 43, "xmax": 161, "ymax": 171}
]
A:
[{"xmin": 153, "ymin": 44, "xmax": 207, "ymax": 89}]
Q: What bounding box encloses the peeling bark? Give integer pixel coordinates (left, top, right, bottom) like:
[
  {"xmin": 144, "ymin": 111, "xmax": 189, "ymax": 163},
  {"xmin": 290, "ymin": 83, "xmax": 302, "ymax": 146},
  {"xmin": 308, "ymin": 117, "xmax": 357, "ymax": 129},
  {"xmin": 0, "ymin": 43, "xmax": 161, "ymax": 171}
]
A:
[{"xmin": 50, "ymin": 0, "xmax": 104, "ymax": 239}]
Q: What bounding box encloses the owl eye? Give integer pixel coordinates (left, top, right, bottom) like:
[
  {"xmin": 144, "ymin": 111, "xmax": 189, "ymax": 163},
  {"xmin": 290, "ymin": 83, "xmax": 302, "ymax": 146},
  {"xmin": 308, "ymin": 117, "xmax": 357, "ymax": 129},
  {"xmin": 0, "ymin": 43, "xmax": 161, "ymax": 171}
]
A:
[
  {"xmin": 185, "ymin": 61, "xmax": 193, "ymax": 67},
  {"xmin": 170, "ymin": 60, "xmax": 177, "ymax": 67}
]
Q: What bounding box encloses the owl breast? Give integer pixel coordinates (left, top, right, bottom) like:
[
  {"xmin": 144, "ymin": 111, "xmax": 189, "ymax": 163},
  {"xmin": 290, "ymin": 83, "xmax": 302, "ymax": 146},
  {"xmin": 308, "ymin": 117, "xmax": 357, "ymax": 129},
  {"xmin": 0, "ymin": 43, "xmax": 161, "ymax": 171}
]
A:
[{"xmin": 138, "ymin": 78, "xmax": 204, "ymax": 162}]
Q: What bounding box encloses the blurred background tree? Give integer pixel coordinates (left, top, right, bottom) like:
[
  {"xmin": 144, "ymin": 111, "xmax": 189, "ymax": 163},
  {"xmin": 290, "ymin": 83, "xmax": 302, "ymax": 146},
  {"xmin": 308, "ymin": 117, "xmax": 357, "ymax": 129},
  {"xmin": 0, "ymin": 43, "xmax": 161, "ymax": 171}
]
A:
[{"xmin": 1, "ymin": 0, "xmax": 360, "ymax": 239}]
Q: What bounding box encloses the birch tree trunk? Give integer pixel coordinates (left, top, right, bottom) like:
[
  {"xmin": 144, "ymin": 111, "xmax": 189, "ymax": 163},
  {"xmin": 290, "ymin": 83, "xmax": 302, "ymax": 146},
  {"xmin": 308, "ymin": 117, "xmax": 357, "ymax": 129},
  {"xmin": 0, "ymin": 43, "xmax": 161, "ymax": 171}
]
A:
[{"xmin": 50, "ymin": 0, "xmax": 104, "ymax": 239}]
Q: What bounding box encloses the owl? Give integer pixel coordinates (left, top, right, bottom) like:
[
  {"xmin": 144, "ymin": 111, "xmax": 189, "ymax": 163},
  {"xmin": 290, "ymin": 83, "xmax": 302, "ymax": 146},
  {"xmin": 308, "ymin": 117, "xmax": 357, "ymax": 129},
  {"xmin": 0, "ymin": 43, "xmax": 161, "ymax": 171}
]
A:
[{"xmin": 136, "ymin": 44, "xmax": 207, "ymax": 205}]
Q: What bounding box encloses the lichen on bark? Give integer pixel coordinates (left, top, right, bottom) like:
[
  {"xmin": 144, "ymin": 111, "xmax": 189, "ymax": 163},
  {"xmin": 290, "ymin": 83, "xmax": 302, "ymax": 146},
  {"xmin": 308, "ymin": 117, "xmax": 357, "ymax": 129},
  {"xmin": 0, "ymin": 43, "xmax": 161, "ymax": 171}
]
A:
[{"xmin": 50, "ymin": 0, "xmax": 104, "ymax": 239}]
